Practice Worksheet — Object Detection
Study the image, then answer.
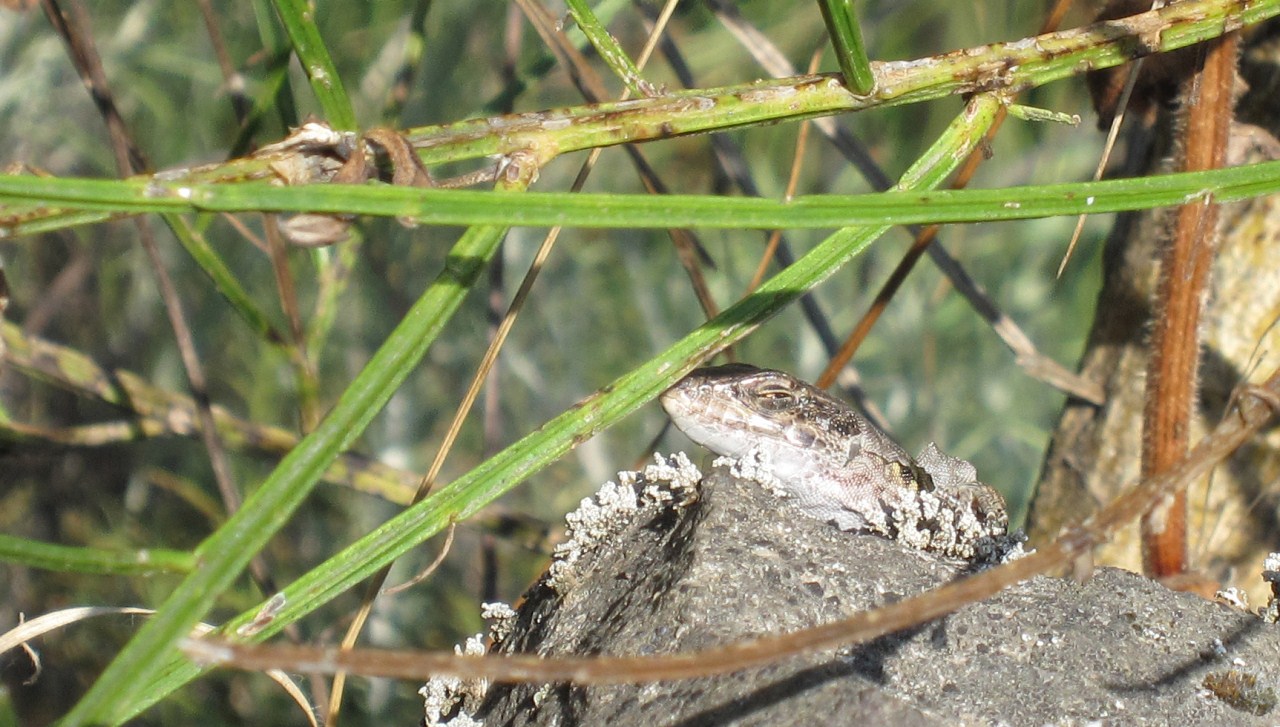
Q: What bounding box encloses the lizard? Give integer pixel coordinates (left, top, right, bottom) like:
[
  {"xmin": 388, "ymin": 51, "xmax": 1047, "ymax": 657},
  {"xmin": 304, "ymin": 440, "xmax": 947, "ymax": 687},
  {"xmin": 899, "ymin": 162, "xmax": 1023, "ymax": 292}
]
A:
[{"xmin": 660, "ymin": 363, "xmax": 1010, "ymax": 560}]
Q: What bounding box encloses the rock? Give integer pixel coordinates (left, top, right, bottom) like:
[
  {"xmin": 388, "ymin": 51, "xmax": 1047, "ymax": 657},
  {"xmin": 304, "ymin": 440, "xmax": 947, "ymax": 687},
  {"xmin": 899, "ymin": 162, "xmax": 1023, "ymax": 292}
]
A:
[{"xmin": 431, "ymin": 456, "xmax": 1280, "ymax": 726}]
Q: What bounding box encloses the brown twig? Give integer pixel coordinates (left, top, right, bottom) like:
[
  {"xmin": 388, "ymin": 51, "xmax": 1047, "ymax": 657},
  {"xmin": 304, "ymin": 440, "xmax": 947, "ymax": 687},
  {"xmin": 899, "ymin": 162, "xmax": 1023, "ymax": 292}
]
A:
[
  {"xmin": 189, "ymin": 370, "xmax": 1280, "ymax": 682},
  {"xmin": 1060, "ymin": 0, "xmax": 1165, "ymax": 277},
  {"xmin": 38, "ymin": 0, "xmax": 147, "ymax": 173},
  {"xmin": 195, "ymin": 0, "xmax": 251, "ymax": 126},
  {"xmin": 1140, "ymin": 31, "xmax": 1238, "ymax": 579},
  {"xmin": 478, "ymin": 1, "xmax": 525, "ymax": 610},
  {"xmin": 38, "ymin": 0, "xmax": 249, "ymax": 528},
  {"xmin": 379, "ymin": 522, "xmax": 457, "ymax": 597},
  {"xmin": 262, "ymin": 215, "xmax": 320, "ymax": 431},
  {"xmin": 746, "ymin": 47, "xmax": 823, "ymax": 295}
]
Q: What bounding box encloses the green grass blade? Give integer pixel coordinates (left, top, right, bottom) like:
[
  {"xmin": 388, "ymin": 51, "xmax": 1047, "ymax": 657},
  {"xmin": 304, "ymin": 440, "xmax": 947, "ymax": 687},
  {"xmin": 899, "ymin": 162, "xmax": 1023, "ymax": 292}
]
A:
[
  {"xmin": 162, "ymin": 214, "xmax": 284, "ymax": 345},
  {"xmin": 269, "ymin": 0, "xmax": 357, "ymax": 130},
  {"xmin": 6, "ymin": 159, "xmax": 1280, "ymax": 237},
  {"xmin": 0, "ymin": 534, "xmax": 194, "ymax": 576},
  {"xmin": 565, "ymin": 0, "xmax": 650, "ymax": 95},
  {"xmin": 305, "ymin": 237, "xmax": 358, "ymax": 369},
  {"xmin": 817, "ymin": 0, "xmax": 874, "ymax": 94}
]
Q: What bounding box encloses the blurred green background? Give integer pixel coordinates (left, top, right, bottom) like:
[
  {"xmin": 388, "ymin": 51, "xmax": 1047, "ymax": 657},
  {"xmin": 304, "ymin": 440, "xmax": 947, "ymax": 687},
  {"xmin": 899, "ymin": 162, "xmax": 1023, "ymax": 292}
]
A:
[{"xmin": 0, "ymin": 1, "xmax": 1108, "ymax": 723}]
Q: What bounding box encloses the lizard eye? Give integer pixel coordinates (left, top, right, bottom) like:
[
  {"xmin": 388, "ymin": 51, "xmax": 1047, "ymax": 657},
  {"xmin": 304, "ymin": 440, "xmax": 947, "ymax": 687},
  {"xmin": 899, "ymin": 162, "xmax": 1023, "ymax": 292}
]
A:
[{"xmin": 753, "ymin": 384, "xmax": 796, "ymax": 410}]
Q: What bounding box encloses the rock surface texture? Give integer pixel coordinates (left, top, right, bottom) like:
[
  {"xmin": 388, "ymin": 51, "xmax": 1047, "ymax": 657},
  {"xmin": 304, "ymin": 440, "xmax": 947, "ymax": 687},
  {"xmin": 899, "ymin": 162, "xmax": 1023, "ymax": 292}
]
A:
[{"xmin": 436, "ymin": 457, "xmax": 1280, "ymax": 725}]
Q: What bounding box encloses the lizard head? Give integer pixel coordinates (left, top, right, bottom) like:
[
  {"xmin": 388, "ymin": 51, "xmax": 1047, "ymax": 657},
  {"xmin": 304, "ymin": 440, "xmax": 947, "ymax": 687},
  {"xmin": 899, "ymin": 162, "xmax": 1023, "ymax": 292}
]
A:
[{"xmin": 660, "ymin": 363, "xmax": 846, "ymax": 478}]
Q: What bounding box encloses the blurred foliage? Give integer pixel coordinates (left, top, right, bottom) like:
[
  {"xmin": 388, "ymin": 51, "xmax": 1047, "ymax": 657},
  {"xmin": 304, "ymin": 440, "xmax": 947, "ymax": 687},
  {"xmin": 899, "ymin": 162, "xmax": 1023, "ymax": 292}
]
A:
[{"xmin": 0, "ymin": 0, "xmax": 1123, "ymax": 723}]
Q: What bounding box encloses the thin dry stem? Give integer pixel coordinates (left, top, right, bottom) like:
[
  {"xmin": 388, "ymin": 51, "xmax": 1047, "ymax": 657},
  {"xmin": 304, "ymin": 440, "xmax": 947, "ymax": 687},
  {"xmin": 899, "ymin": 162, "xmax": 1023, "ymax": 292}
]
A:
[
  {"xmin": 1140, "ymin": 31, "xmax": 1238, "ymax": 578},
  {"xmin": 747, "ymin": 48, "xmax": 823, "ymax": 294},
  {"xmin": 189, "ymin": 370, "xmax": 1280, "ymax": 684}
]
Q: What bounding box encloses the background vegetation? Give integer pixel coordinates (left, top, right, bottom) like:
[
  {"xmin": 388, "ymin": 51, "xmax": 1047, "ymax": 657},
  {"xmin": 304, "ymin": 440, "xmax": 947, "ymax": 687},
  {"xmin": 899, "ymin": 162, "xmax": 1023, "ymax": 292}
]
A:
[{"xmin": 0, "ymin": 0, "xmax": 1254, "ymax": 723}]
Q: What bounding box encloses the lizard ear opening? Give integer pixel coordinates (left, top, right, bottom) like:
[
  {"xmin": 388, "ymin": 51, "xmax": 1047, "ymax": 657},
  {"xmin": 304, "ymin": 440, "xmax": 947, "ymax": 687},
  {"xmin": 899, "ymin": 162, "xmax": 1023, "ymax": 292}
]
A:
[{"xmin": 844, "ymin": 440, "xmax": 862, "ymax": 465}]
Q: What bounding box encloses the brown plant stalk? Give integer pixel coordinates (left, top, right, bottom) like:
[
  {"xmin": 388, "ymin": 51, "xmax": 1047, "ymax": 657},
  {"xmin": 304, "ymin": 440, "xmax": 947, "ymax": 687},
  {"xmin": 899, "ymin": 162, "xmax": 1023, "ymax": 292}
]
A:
[{"xmin": 1140, "ymin": 30, "xmax": 1238, "ymax": 579}]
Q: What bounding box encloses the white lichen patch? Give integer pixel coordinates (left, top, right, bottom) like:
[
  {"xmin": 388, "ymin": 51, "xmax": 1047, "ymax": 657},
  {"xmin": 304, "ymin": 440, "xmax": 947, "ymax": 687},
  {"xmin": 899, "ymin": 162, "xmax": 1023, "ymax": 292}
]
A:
[
  {"xmin": 874, "ymin": 482, "xmax": 1017, "ymax": 562},
  {"xmin": 1216, "ymin": 587, "xmax": 1250, "ymax": 611},
  {"xmin": 547, "ymin": 481, "xmax": 638, "ymax": 590},
  {"xmin": 1265, "ymin": 553, "xmax": 1280, "ymax": 572},
  {"xmin": 419, "ymin": 602, "xmax": 523, "ymax": 726},
  {"xmin": 1260, "ymin": 552, "xmax": 1280, "ymax": 623},
  {"xmin": 547, "ymin": 453, "xmax": 702, "ymax": 592},
  {"xmin": 420, "ymin": 635, "xmax": 489, "ymax": 727},
  {"xmin": 422, "ymin": 454, "xmax": 705, "ymax": 723},
  {"xmin": 481, "ymin": 601, "xmax": 518, "ymax": 645},
  {"xmin": 640, "ymin": 451, "xmax": 702, "ymax": 506},
  {"xmin": 718, "ymin": 447, "xmax": 785, "ymax": 499}
]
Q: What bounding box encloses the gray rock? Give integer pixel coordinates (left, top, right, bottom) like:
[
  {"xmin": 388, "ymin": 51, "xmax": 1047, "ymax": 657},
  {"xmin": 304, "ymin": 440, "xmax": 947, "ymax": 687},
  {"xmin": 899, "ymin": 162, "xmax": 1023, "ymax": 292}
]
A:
[{"xmin": 471, "ymin": 461, "xmax": 1280, "ymax": 726}]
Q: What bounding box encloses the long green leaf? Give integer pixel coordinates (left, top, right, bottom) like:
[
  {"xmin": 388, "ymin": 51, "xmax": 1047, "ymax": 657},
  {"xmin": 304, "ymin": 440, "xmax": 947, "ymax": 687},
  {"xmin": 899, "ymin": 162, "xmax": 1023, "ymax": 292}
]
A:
[
  {"xmin": 270, "ymin": 0, "xmax": 357, "ymax": 130},
  {"xmin": 0, "ymin": 534, "xmax": 194, "ymax": 576},
  {"xmin": 818, "ymin": 0, "xmax": 874, "ymax": 94},
  {"xmin": 4, "ymin": 159, "xmax": 1280, "ymax": 239},
  {"xmin": 0, "ymin": 0, "xmax": 1265, "ymax": 237},
  {"xmin": 565, "ymin": 0, "xmax": 649, "ymax": 95},
  {"xmin": 162, "ymin": 214, "xmax": 283, "ymax": 345},
  {"xmin": 399, "ymin": 0, "xmax": 1274, "ymax": 165},
  {"xmin": 0, "ymin": 0, "xmax": 1271, "ymax": 239}
]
